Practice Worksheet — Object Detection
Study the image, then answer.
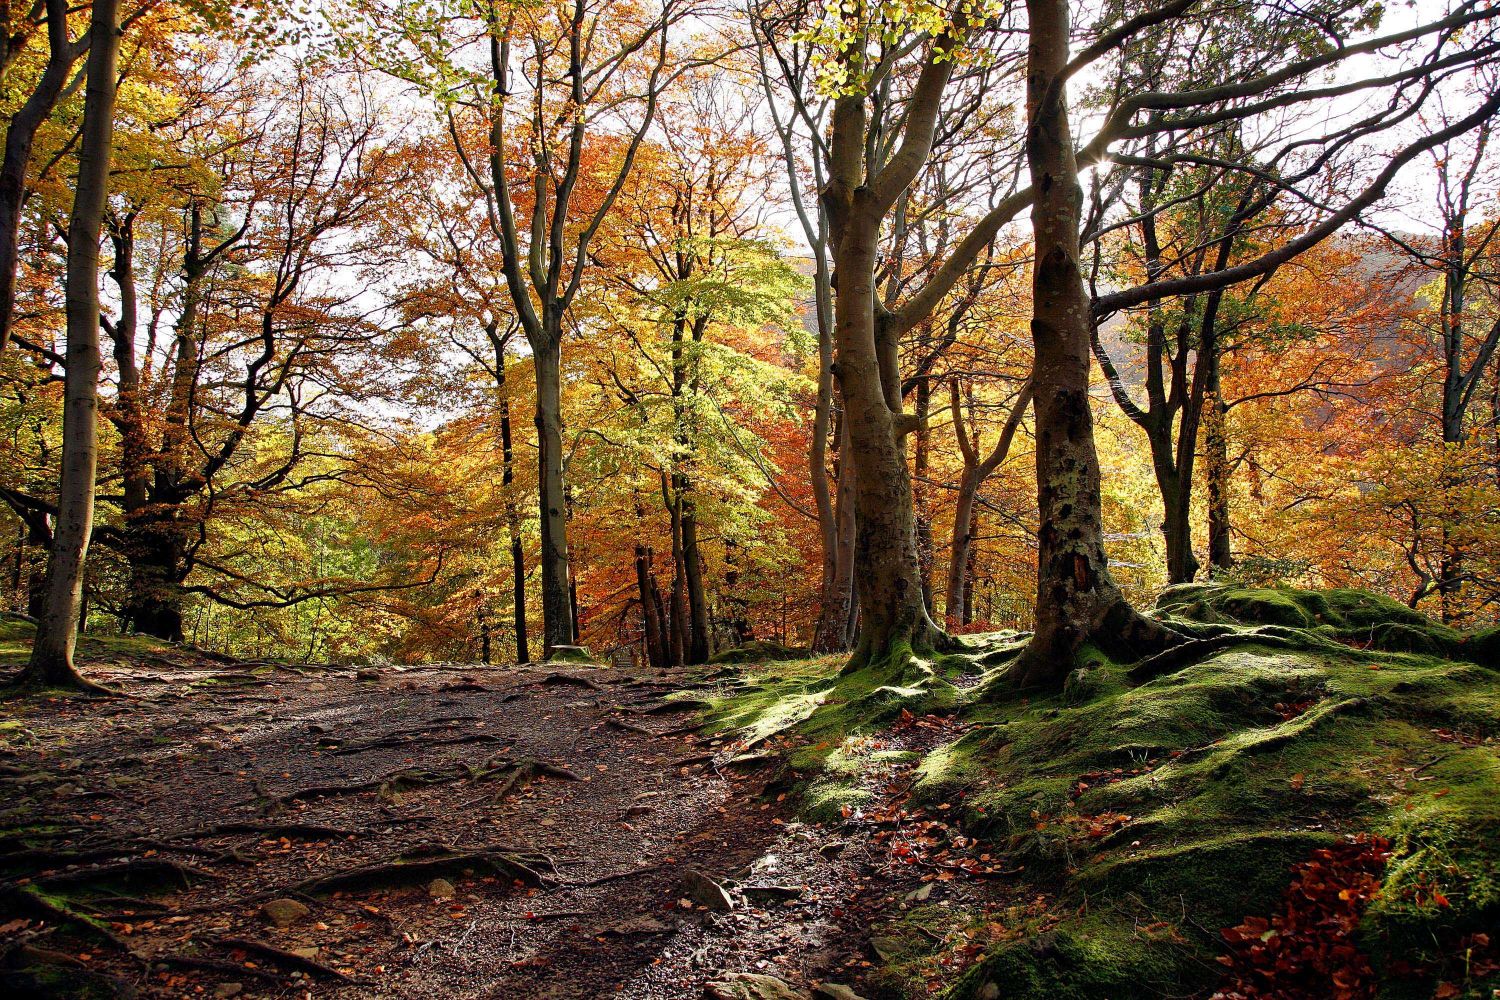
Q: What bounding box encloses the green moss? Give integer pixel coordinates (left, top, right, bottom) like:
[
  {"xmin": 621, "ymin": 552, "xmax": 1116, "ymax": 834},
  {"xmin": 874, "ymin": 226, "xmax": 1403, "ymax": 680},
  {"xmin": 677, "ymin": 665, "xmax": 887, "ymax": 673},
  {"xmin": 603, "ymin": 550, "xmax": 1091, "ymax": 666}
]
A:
[
  {"xmin": 1155, "ymin": 584, "xmax": 1496, "ymax": 666},
  {"xmin": 709, "ymin": 640, "xmax": 810, "ymax": 664},
  {"xmin": 697, "ymin": 591, "xmax": 1500, "ymax": 998},
  {"xmin": 943, "ymin": 913, "xmax": 1202, "ymax": 1000}
]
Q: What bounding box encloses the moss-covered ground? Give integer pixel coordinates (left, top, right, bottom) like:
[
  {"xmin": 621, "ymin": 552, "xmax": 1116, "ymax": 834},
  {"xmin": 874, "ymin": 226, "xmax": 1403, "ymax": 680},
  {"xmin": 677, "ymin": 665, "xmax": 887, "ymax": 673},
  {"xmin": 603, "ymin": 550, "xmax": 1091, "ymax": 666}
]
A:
[{"xmin": 700, "ymin": 587, "xmax": 1500, "ymax": 999}]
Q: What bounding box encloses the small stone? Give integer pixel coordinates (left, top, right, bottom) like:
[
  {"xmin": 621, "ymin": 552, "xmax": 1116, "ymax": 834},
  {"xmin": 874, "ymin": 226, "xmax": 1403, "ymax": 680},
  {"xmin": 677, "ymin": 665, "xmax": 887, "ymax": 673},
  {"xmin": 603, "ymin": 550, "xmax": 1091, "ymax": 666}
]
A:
[
  {"xmin": 903, "ymin": 882, "xmax": 934, "ymax": 902},
  {"xmin": 703, "ymin": 973, "xmax": 803, "ymax": 1000},
  {"xmin": 871, "ymin": 935, "xmax": 904, "ymax": 962},
  {"xmin": 355, "ymin": 667, "xmax": 380, "ymax": 681},
  {"xmin": 812, "ymin": 985, "xmax": 870, "ymax": 1000},
  {"xmin": 976, "ymin": 983, "xmax": 1000, "ymax": 1000},
  {"xmin": 427, "ymin": 878, "xmax": 456, "ymax": 899},
  {"xmin": 742, "ymin": 883, "xmax": 803, "ymax": 902},
  {"xmin": 681, "ymin": 869, "xmax": 734, "ymax": 912},
  {"xmin": 599, "ymin": 914, "xmax": 670, "ymax": 935},
  {"xmin": 290, "ymin": 946, "xmax": 320, "ymax": 959},
  {"xmin": 260, "ymin": 898, "xmax": 310, "ymax": 927},
  {"xmin": 307, "ymin": 682, "xmax": 328, "ymax": 692},
  {"xmin": 818, "ymin": 840, "xmax": 847, "ymax": 858},
  {"xmin": 213, "ymin": 985, "xmax": 244, "ymax": 999}
]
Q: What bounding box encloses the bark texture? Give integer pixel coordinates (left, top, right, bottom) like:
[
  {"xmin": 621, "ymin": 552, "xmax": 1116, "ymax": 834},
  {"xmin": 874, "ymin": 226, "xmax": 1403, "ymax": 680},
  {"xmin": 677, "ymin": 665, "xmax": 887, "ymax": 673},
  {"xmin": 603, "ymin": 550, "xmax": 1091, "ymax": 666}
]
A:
[{"xmin": 1010, "ymin": 0, "xmax": 1180, "ymax": 688}]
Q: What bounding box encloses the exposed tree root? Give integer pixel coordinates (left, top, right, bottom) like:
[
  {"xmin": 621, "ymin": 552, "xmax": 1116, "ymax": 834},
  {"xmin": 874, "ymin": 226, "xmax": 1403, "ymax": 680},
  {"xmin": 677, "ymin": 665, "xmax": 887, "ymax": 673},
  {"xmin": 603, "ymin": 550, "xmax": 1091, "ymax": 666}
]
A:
[
  {"xmin": 605, "ymin": 716, "xmax": 653, "ymax": 735},
  {"xmin": 541, "ymin": 672, "xmax": 603, "ymax": 690},
  {"xmin": 292, "ymin": 844, "xmax": 552, "ymax": 895},
  {"xmin": 1008, "ymin": 598, "xmax": 1188, "ymax": 689},
  {"xmin": 5, "ymin": 886, "xmax": 133, "ymax": 950},
  {"xmin": 31, "ymin": 858, "xmax": 217, "ymax": 892},
  {"xmin": 209, "ymin": 936, "xmax": 357, "ymax": 983},
  {"xmin": 634, "ymin": 699, "xmax": 712, "ymax": 715},
  {"xmin": 180, "ymin": 821, "xmax": 361, "ymax": 841},
  {"xmin": 151, "ymin": 952, "xmax": 285, "ymax": 983},
  {"xmin": 266, "ymin": 759, "xmax": 510, "ymax": 809},
  {"xmin": 1128, "ymin": 630, "xmax": 1309, "ymax": 682},
  {"xmin": 329, "ymin": 731, "xmax": 508, "ymax": 756}
]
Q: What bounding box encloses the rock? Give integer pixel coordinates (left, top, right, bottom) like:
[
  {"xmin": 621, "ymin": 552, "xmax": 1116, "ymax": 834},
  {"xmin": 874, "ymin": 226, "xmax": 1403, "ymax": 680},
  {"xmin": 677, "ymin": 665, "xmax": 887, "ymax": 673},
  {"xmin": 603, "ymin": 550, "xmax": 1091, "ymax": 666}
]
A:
[
  {"xmin": 599, "ymin": 914, "xmax": 670, "ymax": 935},
  {"xmin": 976, "ymin": 983, "xmax": 1000, "ymax": 1000},
  {"xmin": 427, "ymin": 878, "xmax": 456, "ymax": 899},
  {"xmin": 903, "ymin": 882, "xmax": 934, "ymax": 902},
  {"xmin": 260, "ymin": 898, "xmax": 310, "ymax": 928},
  {"xmin": 818, "ymin": 841, "xmax": 847, "ymax": 858},
  {"xmin": 870, "ymin": 935, "xmax": 904, "ymax": 962},
  {"xmin": 290, "ymin": 946, "xmax": 320, "ymax": 960},
  {"xmin": 213, "ymin": 985, "xmax": 244, "ymax": 999},
  {"xmin": 355, "ymin": 667, "xmax": 380, "ymax": 681},
  {"xmin": 681, "ymin": 869, "xmax": 735, "ymax": 911},
  {"xmin": 812, "ymin": 986, "xmax": 869, "ymax": 1000},
  {"xmin": 703, "ymin": 973, "xmax": 805, "ymax": 1000},
  {"xmin": 307, "ymin": 682, "xmax": 328, "ymax": 692}
]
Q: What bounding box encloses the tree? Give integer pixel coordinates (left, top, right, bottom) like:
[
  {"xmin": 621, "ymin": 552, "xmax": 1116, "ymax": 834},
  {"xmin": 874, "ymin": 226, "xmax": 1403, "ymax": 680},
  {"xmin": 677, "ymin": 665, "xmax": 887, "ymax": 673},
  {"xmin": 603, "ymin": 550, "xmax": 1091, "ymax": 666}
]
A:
[
  {"xmin": 1008, "ymin": 0, "xmax": 1500, "ymax": 685},
  {"xmin": 357, "ymin": 0, "xmax": 719, "ymax": 656},
  {"xmin": 21, "ymin": 0, "xmax": 120, "ymax": 688},
  {"xmin": 0, "ymin": 0, "xmax": 92, "ymax": 351}
]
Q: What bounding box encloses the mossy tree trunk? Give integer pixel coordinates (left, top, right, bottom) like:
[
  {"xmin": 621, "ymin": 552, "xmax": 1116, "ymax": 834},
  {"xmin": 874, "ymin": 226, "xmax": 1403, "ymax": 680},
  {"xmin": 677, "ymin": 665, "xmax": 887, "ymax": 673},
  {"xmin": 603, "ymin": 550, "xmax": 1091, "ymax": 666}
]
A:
[
  {"xmin": 1009, "ymin": 0, "xmax": 1180, "ymax": 688},
  {"xmin": 824, "ymin": 172, "xmax": 945, "ymax": 670}
]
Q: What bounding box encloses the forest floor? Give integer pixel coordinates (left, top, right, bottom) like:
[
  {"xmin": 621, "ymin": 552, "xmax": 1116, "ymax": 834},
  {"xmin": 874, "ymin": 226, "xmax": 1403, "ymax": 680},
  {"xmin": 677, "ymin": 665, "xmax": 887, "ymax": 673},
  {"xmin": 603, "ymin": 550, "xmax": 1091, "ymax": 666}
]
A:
[
  {"xmin": 4, "ymin": 585, "xmax": 1499, "ymax": 1000},
  {"xmin": 0, "ymin": 624, "xmax": 988, "ymax": 1000}
]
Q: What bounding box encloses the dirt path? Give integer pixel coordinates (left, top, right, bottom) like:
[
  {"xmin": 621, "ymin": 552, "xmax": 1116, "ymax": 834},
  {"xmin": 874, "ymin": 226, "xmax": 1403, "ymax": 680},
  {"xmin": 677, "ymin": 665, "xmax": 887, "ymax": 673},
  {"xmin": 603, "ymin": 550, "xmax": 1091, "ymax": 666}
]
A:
[{"xmin": 0, "ymin": 652, "xmax": 958, "ymax": 999}]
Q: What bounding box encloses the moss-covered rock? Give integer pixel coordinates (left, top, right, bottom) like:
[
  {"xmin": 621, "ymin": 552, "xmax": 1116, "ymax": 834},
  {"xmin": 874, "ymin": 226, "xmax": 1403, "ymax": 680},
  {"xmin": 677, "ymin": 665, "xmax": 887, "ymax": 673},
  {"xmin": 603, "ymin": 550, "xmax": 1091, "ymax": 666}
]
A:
[{"xmin": 709, "ymin": 640, "xmax": 810, "ymax": 665}]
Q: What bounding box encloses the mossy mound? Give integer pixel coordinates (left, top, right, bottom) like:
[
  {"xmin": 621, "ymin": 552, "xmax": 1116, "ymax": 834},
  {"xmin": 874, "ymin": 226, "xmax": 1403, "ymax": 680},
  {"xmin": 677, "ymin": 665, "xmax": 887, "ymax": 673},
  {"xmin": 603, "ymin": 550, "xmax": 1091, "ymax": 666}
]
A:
[
  {"xmin": 1155, "ymin": 584, "xmax": 1496, "ymax": 666},
  {"xmin": 702, "ymin": 594, "xmax": 1500, "ymax": 999},
  {"xmin": 709, "ymin": 640, "xmax": 811, "ymax": 665}
]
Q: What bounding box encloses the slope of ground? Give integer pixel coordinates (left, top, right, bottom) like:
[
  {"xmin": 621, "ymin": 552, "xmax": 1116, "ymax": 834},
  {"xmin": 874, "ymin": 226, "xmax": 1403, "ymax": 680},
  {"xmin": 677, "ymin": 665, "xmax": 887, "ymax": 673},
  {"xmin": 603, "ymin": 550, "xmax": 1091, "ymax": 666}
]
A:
[{"xmin": 699, "ymin": 586, "xmax": 1500, "ymax": 1000}]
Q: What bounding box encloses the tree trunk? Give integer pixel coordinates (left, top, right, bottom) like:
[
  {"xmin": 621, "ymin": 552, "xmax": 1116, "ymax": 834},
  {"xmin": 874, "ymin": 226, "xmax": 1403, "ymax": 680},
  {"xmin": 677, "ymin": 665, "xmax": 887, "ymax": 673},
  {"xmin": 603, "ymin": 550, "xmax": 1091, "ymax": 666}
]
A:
[
  {"xmin": 1203, "ymin": 343, "xmax": 1233, "ymax": 574},
  {"xmin": 946, "ymin": 378, "xmax": 1031, "ymax": 625},
  {"xmin": 1152, "ymin": 446, "xmax": 1198, "ymax": 585},
  {"xmin": 634, "ymin": 543, "xmax": 668, "ymax": 668},
  {"xmin": 813, "ymin": 416, "xmax": 858, "ymax": 651},
  {"xmin": 24, "ymin": 0, "xmax": 120, "ymax": 690},
  {"xmin": 1009, "ymin": 0, "xmax": 1179, "ymax": 688},
  {"xmin": 0, "ymin": 0, "xmax": 81, "ymax": 349},
  {"xmin": 491, "ymin": 331, "xmax": 529, "ymax": 663},
  {"xmin": 946, "ymin": 470, "xmax": 981, "ymax": 626},
  {"xmin": 913, "ymin": 376, "xmax": 935, "ymax": 614},
  {"xmin": 531, "ymin": 336, "xmax": 574, "ymax": 655},
  {"xmin": 122, "ymin": 516, "xmax": 187, "ymax": 641},
  {"xmin": 681, "ymin": 500, "xmax": 710, "ymax": 663},
  {"xmin": 825, "ymin": 194, "xmax": 943, "ymax": 670}
]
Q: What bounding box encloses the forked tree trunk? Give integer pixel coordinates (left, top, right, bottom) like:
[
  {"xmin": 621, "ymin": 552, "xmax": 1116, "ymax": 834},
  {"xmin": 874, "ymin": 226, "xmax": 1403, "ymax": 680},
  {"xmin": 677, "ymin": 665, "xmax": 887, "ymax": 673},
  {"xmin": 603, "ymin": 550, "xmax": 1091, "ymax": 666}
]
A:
[
  {"xmin": 946, "ymin": 379, "xmax": 1031, "ymax": 624},
  {"xmin": 1009, "ymin": 0, "xmax": 1179, "ymax": 688},
  {"xmin": 826, "ymin": 198, "xmax": 943, "ymax": 669},
  {"xmin": 24, "ymin": 0, "xmax": 120, "ymax": 690}
]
